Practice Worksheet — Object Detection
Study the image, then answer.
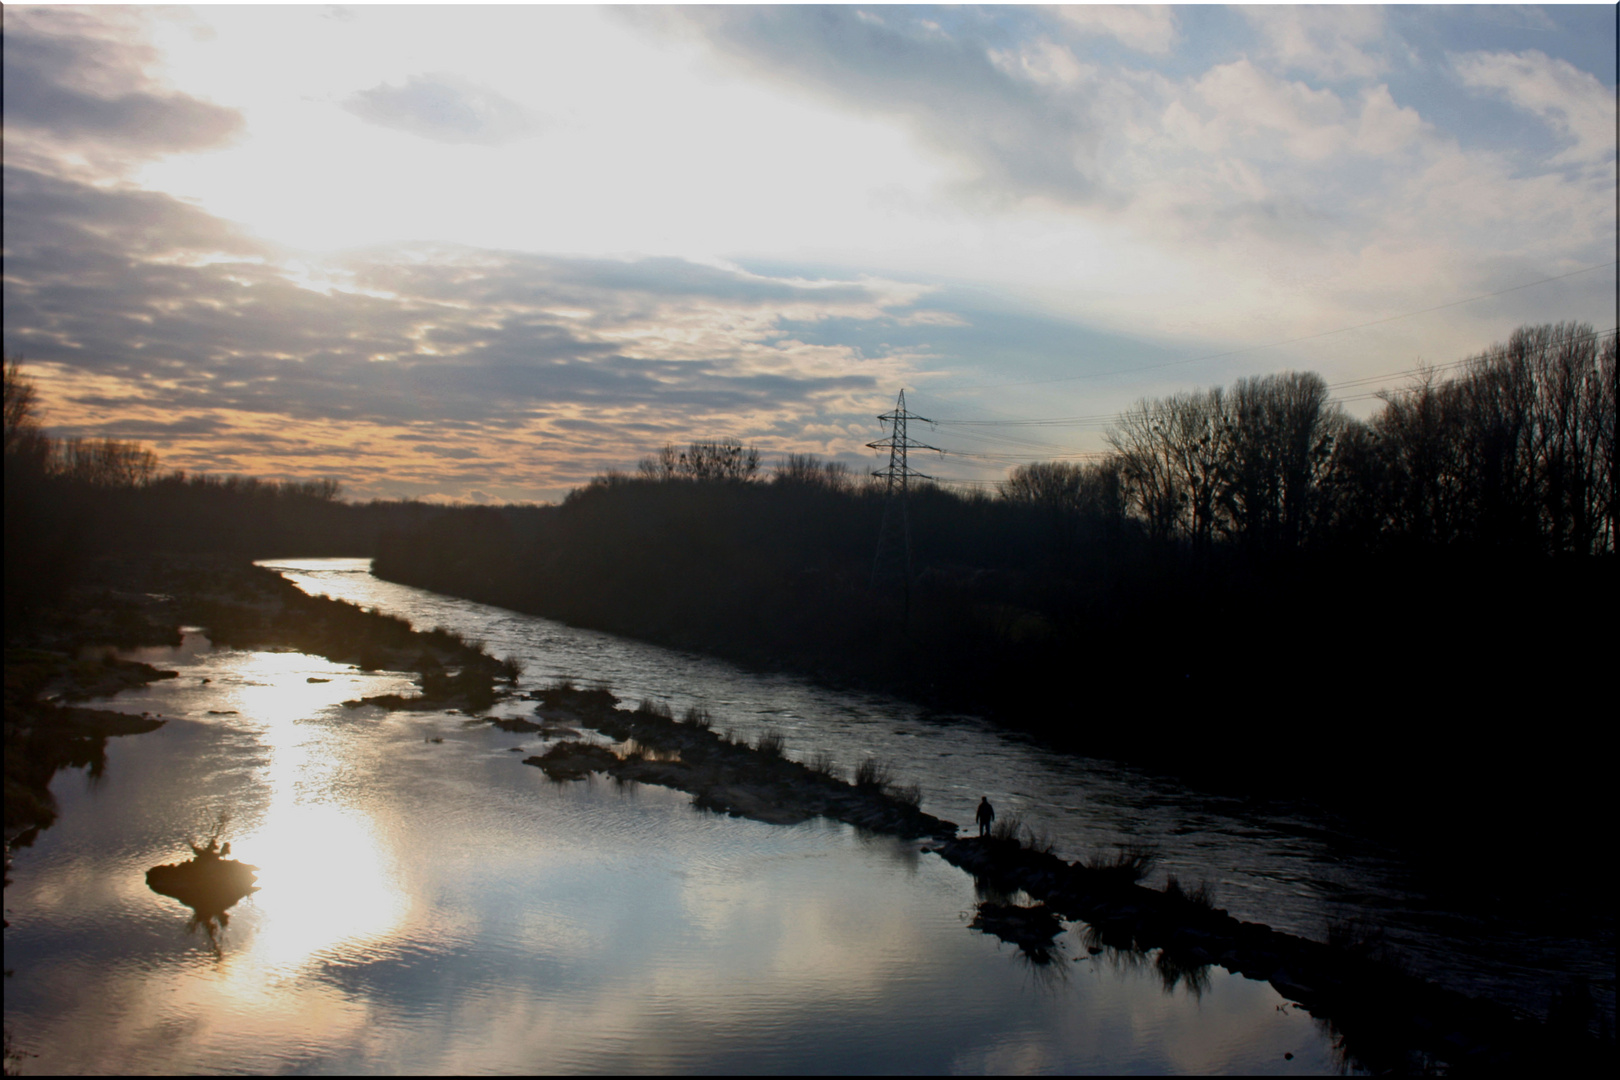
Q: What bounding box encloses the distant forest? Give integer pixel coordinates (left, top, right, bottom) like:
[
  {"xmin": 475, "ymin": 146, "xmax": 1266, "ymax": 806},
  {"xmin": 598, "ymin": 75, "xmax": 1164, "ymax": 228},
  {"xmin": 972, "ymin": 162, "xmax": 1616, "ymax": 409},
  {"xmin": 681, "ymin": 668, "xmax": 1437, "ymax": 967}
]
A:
[
  {"xmin": 4, "ymin": 359, "xmax": 444, "ymax": 620},
  {"xmin": 367, "ymin": 321, "xmax": 1617, "ymax": 836},
  {"xmin": 6, "ymin": 323, "xmax": 1615, "ymax": 835}
]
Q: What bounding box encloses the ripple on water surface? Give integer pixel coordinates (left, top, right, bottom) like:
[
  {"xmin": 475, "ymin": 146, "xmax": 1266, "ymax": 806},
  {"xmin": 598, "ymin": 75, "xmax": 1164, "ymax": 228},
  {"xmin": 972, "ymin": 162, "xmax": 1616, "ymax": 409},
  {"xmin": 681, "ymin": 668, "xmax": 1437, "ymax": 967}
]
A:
[{"xmin": 10, "ymin": 557, "xmax": 1591, "ymax": 1073}]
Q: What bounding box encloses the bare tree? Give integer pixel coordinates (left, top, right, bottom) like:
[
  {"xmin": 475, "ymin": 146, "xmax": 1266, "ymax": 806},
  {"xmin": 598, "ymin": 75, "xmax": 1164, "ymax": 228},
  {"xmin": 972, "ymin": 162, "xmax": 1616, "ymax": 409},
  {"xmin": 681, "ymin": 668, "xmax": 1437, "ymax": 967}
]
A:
[
  {"xmin": 1108, "ymin": 401, "xmax": 1184, "ymax": 543},
  {"xmin": 1217, "ymin": 371, "xmax": 1341, "ymax": 549},
  {"xmin": 638, "ymin": 439, "xmax": 761, "ymax": 482},
  {"xmin": 1375, "ymin": 366, "xmax": 1465, "ymax": 545},
  {"xmin": 54, "ymin": 437, "xmax": 159, "ymax": 488},
  {"xmin": 1105, "ymin": 387, "xmax": 1230, "ymax": 546},
  {"xmin": 774, "ymin": 452, "xmax": 854, "ymax": 490},
  {"xmin": 3, "ymin": 358, "xmax": 52, "ymax": 467},
  {"xmin": 1158, "ymin": 389, "xmax": 1226, "ymax": 548}
]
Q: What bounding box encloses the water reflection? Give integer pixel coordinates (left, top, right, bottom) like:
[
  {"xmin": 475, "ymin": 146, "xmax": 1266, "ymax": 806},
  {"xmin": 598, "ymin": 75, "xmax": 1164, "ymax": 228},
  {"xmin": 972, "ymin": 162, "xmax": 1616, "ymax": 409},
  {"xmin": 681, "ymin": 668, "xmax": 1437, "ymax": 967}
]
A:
[
  {"xmin": 262, "ymin": 558, "xmax": 1614, "ymax": 1036},
  {"xmin": 145, "ymin": 839, "xmax": 259, "ymax": 958},
  {"xmin": 3, "ymin": 575, "xmax": 1358, "ymax": 1072},
  {"xmin": 202, "ymin": 651, "xmax": 413, "ymax": 974},
  {"xmin": 969, "ymin": 900, "xmax": 1067, "ymax": 967}
]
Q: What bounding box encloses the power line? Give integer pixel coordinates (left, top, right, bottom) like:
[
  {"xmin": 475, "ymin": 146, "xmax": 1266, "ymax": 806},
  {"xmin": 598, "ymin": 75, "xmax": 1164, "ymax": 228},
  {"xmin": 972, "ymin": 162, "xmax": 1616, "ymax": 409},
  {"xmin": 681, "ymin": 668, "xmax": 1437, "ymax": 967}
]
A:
[
  {"xmin": 929, "ymin": 325, "xmax": 1617, "ymax": 428},
  {"xmin": 868, "ymin": 389, "xmax": 941, "ymax": 619},
  {"xmin": 914, "ymin": 325, "xmax": 1618, "ymax": 470},
  {"xmin": 926, "ymin": 261, "xmax": 1617, "ymax": 394}
]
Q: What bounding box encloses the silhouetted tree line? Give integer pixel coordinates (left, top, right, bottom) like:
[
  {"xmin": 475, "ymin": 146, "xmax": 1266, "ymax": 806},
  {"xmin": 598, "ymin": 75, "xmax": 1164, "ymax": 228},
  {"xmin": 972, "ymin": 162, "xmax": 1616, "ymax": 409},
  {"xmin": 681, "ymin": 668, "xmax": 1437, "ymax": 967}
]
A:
[
  {"xmin": 1098, "ymin": 322, "xmax": 1615, "ymax": 556},
  {"xmin": 6, "ymin": 323, "xmax": 1613, "ymax": 832},
  {"xmin": 636, "ymin": 438, "xmax": 763, "ymax": 482},
  {"xmin": 3, "ymin": 360, "xmax": 436, "ymax": 626},
  {"xmin": 372, "ymin": 326, "xmax": 1615, "ymax": 835}
]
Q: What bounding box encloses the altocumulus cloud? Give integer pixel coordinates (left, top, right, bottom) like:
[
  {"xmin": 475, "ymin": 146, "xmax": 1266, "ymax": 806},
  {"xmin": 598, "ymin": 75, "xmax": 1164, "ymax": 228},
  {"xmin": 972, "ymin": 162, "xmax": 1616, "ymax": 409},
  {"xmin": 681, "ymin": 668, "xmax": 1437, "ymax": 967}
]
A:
[
  {"xmin": 2, "ymin": 166, "xmax": 938, "ymax": 499},
  {"xmin": 344, "ymin": 72, "xmax": 539, "ymax": 146}
]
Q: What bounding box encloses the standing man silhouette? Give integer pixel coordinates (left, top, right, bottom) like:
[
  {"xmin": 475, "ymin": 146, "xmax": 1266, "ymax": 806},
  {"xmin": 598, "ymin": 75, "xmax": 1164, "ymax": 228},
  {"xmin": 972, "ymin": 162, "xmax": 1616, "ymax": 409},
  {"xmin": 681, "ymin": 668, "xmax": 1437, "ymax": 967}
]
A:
[{"xmin": 976, "ymin": 796, "xmax": 995, "ymax": 838}]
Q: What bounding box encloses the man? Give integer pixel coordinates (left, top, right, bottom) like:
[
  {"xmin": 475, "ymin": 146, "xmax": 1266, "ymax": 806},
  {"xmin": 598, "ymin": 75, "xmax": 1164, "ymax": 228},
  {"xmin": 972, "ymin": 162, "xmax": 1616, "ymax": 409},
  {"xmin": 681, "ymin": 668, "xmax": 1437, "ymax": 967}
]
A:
[{"xmin": 976, "ymin": 796, "xmax": 995, "ymax": 838}]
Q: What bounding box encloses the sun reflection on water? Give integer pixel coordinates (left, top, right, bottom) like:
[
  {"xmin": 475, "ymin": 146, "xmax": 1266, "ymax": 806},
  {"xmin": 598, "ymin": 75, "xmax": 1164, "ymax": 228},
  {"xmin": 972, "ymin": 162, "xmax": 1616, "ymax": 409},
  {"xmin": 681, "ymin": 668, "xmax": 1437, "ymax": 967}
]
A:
[
  {"xmin": 209, "ymin": 650, "xmax": 411, "ymax": 974},
  {"xmin": 7, "ymin": 579, "xmax": 1355, "ymax": 1074}
]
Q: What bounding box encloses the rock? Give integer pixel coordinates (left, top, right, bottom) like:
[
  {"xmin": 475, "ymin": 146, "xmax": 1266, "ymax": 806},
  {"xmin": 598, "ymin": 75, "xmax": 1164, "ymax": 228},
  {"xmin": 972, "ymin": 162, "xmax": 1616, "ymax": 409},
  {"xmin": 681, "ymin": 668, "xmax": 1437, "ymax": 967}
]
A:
[
  {"xmin": 488, "ymin": 715, "xmax": 544, "ymax": 733},
  {"xmin": 523, "ymin": 741, "xmax": 618, "ymax": 781}
]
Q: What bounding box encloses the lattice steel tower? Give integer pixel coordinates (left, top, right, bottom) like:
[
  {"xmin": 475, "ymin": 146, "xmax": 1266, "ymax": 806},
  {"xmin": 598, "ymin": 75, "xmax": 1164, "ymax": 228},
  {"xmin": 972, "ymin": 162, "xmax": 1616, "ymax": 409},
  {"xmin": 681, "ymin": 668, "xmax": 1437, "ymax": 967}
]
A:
[{"xmin": 868, "ymin": 389, "xmax": 940, "ymax": 613}]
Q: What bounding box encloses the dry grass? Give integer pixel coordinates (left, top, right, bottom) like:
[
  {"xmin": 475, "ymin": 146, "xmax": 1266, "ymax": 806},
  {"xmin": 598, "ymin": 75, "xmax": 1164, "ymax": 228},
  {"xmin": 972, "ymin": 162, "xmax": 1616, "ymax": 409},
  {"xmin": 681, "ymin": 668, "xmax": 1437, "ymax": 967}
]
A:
[
  {"xmin": 754, "ymin": 730, "xmax": 786, "ymax": 758},
  {"xmin": 989, "ymin": 812, "xmax": 1027, "ymax": 846},
  {"xmin": 1163, "ymin": 874, "xmax": 1217, "ymax": 910},
  {"xmin": 1083, "ymin": 843, "xmax": 1159, "ymax": 884},
  {"xmin": 854, "ymin": 757, "xmax": 894, "ymax": 789}
]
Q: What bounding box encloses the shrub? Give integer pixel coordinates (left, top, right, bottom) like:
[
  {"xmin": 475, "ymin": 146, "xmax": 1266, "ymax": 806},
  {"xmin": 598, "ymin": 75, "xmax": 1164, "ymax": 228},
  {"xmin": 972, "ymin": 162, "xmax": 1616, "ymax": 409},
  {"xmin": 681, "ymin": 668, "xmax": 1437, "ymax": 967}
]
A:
[
  {"xmin": 890, "ymin": 781, "xmax": 921, "ymax": 807},
  {"xmin": 990, "ymin": 812, "xmax": 1026, "ymax": 847},
  {"xmin": 636, "ymin": 698, "xmax": 673, "ymax": 719},
  {"xmin": 1022, "ymin": 820, "xmax": 1056, "ymax": 855},
  {"xmin": 754, "ymin": 730, "xmax": 785, "ymax": 758},
  {"xmin": 681, "ymin": 705, "xmax": 713, "ymax": 730},
  {"xmin": 1163, "ymin": 874, "xmax": 1216, "ymax": 910},
  {"xmin": 1083, "ymin": 843, "xmax": 1159, "ymax": 884},
  {"xmin": 854, "ymin": 757, "xmax": 894, "ymax": 789},
  {"xmin": 807, "ymin": 751, "xmax": 838, "ymax": 778}
]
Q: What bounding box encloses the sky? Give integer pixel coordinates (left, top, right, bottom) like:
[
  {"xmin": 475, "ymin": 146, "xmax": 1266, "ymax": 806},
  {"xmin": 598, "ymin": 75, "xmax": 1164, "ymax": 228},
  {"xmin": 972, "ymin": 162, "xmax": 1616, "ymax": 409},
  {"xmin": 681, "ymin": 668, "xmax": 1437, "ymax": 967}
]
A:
[{"xmin": 3, "ymin": 3, "xmax": 1615, "ymax": 503}]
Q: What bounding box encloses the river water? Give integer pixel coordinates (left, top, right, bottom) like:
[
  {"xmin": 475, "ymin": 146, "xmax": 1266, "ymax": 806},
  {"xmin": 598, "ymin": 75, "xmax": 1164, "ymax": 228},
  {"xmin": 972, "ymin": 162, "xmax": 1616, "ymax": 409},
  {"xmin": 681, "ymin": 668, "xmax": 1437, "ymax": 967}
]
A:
[{"xmin": 3, "ymin": 558, "xmax": 1609, "ymax": 1073}]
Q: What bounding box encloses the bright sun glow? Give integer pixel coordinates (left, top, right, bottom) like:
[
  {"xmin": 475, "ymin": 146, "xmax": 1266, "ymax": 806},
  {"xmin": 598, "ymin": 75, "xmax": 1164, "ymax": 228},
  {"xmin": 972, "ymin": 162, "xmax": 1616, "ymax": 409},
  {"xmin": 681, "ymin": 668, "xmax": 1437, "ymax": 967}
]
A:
[
  {"xmin": 212, "ymin": 651, "xmax": 411, "ymax": 974},
  {"xmin": 136, "ymin": 5, "xmax": 952, "ymax": 261}
]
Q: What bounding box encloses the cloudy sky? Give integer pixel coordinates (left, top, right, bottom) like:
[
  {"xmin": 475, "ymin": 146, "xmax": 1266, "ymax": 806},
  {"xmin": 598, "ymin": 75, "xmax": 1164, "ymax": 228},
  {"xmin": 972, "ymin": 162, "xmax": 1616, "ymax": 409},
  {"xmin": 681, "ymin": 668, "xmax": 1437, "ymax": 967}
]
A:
[{"xmin": 4, "ymin": 4, "xmax": 1615, "ymax": 502}]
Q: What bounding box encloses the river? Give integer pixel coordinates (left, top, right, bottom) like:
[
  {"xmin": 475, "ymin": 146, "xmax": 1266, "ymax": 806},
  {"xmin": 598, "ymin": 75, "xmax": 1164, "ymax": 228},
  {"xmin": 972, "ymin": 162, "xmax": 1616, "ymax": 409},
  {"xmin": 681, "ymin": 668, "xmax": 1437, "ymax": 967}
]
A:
[{"xmin": 2, "ymin": 558, "xmax": 1609, "ymax": 1073}]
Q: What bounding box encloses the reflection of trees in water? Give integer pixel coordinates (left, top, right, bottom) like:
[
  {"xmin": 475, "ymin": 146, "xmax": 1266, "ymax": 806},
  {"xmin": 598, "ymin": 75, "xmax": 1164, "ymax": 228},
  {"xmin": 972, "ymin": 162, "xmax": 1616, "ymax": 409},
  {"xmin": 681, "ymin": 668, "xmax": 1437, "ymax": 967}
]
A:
[
  {"xmin": 970, "ymin": 894, "xmax": 1066, "ymax": 969},
  {"xmin": 184, "ymin": 906, "xmax": 236, "ymax": 959},
  {"xmin": 146, "ymin": 837, "xmax": 258, "ymax": 959},
  {"xmin": 1152, "ymin": 945, "xmax": 1211, "ymax": 1000},
  {"xmin": 971, "ymin": 877, "xmax": 1029, "ymax": 908},
  {"xmin": 1074, "ymin": 919, "xmax": 1439, "ymax": 1074},
  {"xmin": 1072, "ymin": 920, "xmax": 1208, "ymax": 999},
  {"xmin": 1012, "ymin": 941, "xmax": 1072, "ymax": 990},
  {"xmin": 974, "ymin": 897, "xmax": 1223, "ymax": 996}
]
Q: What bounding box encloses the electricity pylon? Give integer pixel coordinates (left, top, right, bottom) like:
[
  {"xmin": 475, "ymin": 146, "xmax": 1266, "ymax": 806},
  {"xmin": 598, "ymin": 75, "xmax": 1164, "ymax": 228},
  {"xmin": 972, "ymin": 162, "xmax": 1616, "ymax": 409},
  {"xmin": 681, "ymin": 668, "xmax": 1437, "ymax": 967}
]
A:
[{"xmin": 868, "ymin": 389, "xmax": 940, "ymax": 618}]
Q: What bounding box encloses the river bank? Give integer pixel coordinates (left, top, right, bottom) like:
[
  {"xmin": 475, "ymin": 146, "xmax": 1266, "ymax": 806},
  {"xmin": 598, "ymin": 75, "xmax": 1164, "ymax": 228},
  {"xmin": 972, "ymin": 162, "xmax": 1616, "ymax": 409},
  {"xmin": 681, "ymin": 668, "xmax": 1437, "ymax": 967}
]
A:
[
  {"xmin": 5, "ymin": 554, "xmax": 516, "ymax": 841},
  {"xmin": 3, "ymin": 668, "xmax": 1343, "ymax": 1075},
  {"xmin": 516, "ymin": 678, "xmax": 1614, "ymax": 1074},
  {"xmin": 8, "ymin": 555, "xmax": 1610, "ymax": 1072},
  {"xmin": 517, "ymin": 684, "xmax": 954, "ymax": 837}
]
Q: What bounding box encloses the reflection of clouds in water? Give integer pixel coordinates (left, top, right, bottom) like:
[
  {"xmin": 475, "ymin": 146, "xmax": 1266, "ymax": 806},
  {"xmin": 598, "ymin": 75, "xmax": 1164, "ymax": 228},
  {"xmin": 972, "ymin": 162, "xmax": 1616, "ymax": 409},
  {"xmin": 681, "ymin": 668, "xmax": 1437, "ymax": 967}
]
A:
[
  {"xmin": 7, "ymin": 568, "xmax": 1346, "ymax": 1074},
  {"xmin": 20, "ymin": 945, "xmax": 373, "ymax": 1074},
  {"xmin": 239, "ymin": 802, "xmax": 408, "ymax": 973},
  {"xmin": 104, "ymin": 646, "xmax": 417, "ymax": 973},
  {"xmin": 671, "ymin": 845, "xmax": 934, "ymax": 998}
]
